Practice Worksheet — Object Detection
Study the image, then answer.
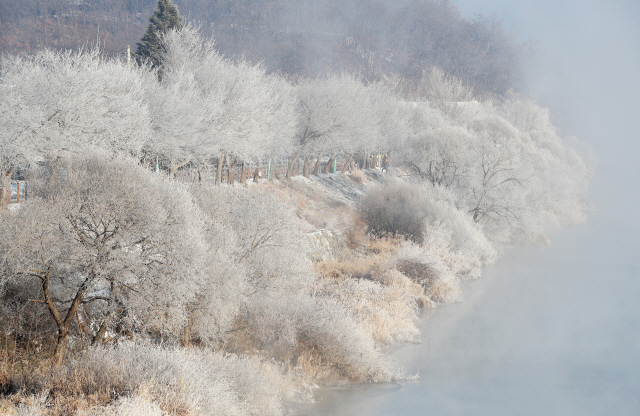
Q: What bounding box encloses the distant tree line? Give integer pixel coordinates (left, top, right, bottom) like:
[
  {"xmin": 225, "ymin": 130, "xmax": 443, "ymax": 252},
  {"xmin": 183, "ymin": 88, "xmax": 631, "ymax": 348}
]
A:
[
  {"xmin": 0, "ymin": 0, "xmax": 156, "ymax": 55},
  {"xmin": 1, "ymin": 0, "xmax": 522, "ymax": 95}
]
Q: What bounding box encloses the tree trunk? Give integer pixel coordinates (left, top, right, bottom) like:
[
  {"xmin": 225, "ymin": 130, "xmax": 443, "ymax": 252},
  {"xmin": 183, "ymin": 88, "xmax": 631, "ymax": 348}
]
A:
[
  {"xmin": 253, "ymin": 167, "xmax": 261, "ymax": 182},
  {"xmin": 215, "ymin": 153, "xmax": 226, "ymax": 185},
  {"xmin": 240, "ymin": 163, "xmax": 247, "ymax": 184},
  {"xmin": 92, "ymin": 282, "xmax": 116, "ymax": 346},
  {"xmin": 52, "ymin": 331, "xmax": 69, "ymax": 367},
  {"xmin": 313, "ymin": 157, "xmax": 322, "ymax": 176},
  {"xmin": 228, "ymin": 158, "xmax": 238, "ymax": 184},
  {"xmin": 341, "ymin": 154, "xmax": 354, "ymax": 173},
  {"xmin": 323, "ymin": 157, "xmax": 334, "ymax": 174},
  {"xmin": 170, "ymin": 159, "xmax": 190, "ymax": 177},
  {"xmin": 0, "ymin": 165, "xmax": 15, "ymax": 209},
  {"xmin": 183, "ymin": 325, "xmax": 191, "ymax": 347},
  {"xmin": 303, "ymin": 155, "xmax": 311, "ymax": 178},
  {"xmin": 286, "ymin": 148, "xmax": 303, "ymax": 180},
  {"xmin": 40, "ymin": 266, "xmax": 89, "ymax": 367},
  {"xmin": 92, "ymin": 316, "xmax": 111, "ymax": 346}
]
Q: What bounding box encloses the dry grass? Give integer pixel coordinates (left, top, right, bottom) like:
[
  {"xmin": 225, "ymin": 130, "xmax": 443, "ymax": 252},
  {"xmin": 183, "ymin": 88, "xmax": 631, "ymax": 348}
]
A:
[
  {"xmin": 293, "ymin": 336, "xmax": 343, "ymax": 384},
  {"xmin": 396, "ymin": 260, "xmax": 440, "ymax": 289},
  {"xmin": 0, "ymin": 344, "xmax": 301, "ymax": 416},
  {"xmin": 315, "ymin": 236, "xmax": 402, "ymax": 279},
  {"xmin": 376, "ymin": 268, "xmax": 423, "ymax": 297},
  {"xmin": 365, "ymin": 236, "xmax": 404, "ymax": 255}
]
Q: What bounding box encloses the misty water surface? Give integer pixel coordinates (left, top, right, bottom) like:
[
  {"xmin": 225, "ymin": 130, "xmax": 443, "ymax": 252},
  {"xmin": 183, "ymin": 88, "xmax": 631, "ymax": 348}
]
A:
[{"xmin": 293, "ymin": 1, "xmax": 640, "ymax": 414}]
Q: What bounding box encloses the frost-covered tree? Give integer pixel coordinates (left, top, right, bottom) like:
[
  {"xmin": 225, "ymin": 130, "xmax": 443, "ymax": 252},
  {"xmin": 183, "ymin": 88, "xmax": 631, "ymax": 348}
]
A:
[
  {"xmin": 289, "ymin": 74, "xmax": 381, "ymax": 178},
  {"xmin": 0, "ymin": 155, "xmax": 210, "ymax": 366},
  {"xmin": 366, "ymin": 83, "xmax": 412, "ymax": 168},
  {"xmin": 394, "ymin": 84, "xmax": 590, "ymax": 244},
  {"xmin": 395, "ymin": 100, "xmax": 471, "ymax": 187},
  {"xmin": 497, "ymin": 95, "xmax": 592, "ymax": 227},
  {"xmin": 134, "ymin": 0, "xmax": 184, "ymax": 70},
  {"xmin": 146, "ymin": 28, "xmax": 298, "ymax": 180},
  {"xmin": 419, "ymin": 67, "xmax": 475, "ymax": 117},
  {"xmin": 465, "ymin": 117, "xmax": 528, "ymax": 225},
  {"xmin": 0, "ymin": 48, "xmax": 151, "ymax": 208},
  {"xmin": 398, "ymin": 102, "xmax": 533, "ymax": 241}
]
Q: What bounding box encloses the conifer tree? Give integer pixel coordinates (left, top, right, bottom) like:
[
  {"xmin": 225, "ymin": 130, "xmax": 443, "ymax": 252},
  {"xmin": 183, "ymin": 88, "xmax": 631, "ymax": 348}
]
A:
[{"xmin": 134, "ymin": 0, "xmax": 184, "ymax": 70}]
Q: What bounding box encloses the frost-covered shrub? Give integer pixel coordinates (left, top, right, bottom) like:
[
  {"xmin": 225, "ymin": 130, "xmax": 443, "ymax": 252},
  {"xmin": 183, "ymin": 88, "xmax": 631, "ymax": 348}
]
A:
[
  {"xmin": 104, "ymin": 395, "xmax": 165, "ymax": 416},
  {"xmin": 392, "ymin": 242, "xmax": 463, "ymax": 304},
  {"xmin": 48, "ymin": 344, "xmax": 294, "ymax": 416},
  {"xmin": 357, "ymin": 180, "xmax": 495, "ymax": 279},
  {"xmin": 193, "ymin": 184, "xmax": 316, "ymax": 349},
  {"xmin": 206, "ymin": 352, "xmax": 308, "ymax": 414},
  {"xmin": 224, "ymin": 288, "xmax": 394, "ymax": 383},
  {"xmin": 394, "ymin": 258, "xmax": 460, "ymax": 303},
  {"xmin": 316, "ymin": 277, "xmax": 420, "ymax": 344},
  {"xmin": 418, "ymin": 183, "xmax": 497, "ymax": 274},
  {"xmin": 188, "ymin": 217, "xmax": 246, "ymax": 346},
  {"xmin": 192, "ymin": 184, "xmax": 313, "ymax": 296},
  {"xmin": 0, "ymin": 344, "xmax": 301, "ymax": 416},
  {"xmin": 358, "ymin": 181, "xmax": 428, "ymax": 243},
  {"xmin": 294, "ymin": 295, "xmax": 394, "ymax": 383},
  {"xmin": 192, "ymin": 185, "xmax": 394, "ymax": 382}
]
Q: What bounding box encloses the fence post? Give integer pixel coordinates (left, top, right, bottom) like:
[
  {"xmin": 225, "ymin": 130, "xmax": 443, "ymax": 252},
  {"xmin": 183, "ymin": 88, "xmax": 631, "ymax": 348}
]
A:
[
  {"xmin": 267, "ymin": 160, "xmax": 271, "ymax": 180},
  {"xmin": 16, "ymin": 182, "xmax": 20, "ymax": 204}
]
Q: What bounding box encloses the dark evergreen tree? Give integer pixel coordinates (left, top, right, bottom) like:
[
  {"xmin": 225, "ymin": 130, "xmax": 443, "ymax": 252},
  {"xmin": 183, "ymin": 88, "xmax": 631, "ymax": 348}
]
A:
[{"xmin": 134, "ymin": 0, "xmax": 184, "ymax": 69}]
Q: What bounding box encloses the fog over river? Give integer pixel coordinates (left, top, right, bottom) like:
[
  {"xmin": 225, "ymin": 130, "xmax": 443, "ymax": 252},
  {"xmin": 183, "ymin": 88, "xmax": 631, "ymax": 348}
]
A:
[{"xmin": 294, "ymin": 1, "xmax": 640, "ymax": 414}]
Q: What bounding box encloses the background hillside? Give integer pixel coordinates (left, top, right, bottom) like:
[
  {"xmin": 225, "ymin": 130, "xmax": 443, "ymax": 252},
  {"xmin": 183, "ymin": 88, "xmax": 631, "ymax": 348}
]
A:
[{"xmin": 0, "ymin": 0, "xmax": 522, "ymax": 95}]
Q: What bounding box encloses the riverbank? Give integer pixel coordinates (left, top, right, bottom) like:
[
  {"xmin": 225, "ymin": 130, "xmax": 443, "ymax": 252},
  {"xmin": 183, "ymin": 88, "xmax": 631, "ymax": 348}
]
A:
[{"xmin": 0, "ymin": 158, "xmax": 587, "ymax": 415}]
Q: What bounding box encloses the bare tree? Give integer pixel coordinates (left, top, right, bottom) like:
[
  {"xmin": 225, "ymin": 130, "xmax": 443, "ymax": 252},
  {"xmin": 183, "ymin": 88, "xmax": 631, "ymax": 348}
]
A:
[
  {"xmin": 465, "ymin": 118, "xmax": 527, "ymax": 226},
  {"xmin": 0, "ymin": 155, "xmax": 210, "ymax": 366}
]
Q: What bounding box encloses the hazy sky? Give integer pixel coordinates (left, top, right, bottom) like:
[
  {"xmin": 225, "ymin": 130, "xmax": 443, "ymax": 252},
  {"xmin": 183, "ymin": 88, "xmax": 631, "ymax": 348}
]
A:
[{"xmin": 455, "ymin": 0, "xmax": 640, "ymax": 156}]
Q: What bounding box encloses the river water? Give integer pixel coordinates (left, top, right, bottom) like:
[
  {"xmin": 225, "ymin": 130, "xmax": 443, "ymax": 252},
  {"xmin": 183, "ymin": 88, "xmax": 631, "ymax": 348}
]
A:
[
  {"xmin": 293, "ymin": 1, "xmax": 640, "ymax": 414},
  {"xmin": 296, "ymin": 190, "xmax": 640, "ymax": 415}
]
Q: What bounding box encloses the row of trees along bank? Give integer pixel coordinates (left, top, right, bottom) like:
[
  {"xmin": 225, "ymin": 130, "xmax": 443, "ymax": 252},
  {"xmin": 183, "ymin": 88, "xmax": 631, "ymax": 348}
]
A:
[{"xmin": 0, "ymin": 23, "xmax": 590, "ymax": 245}]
